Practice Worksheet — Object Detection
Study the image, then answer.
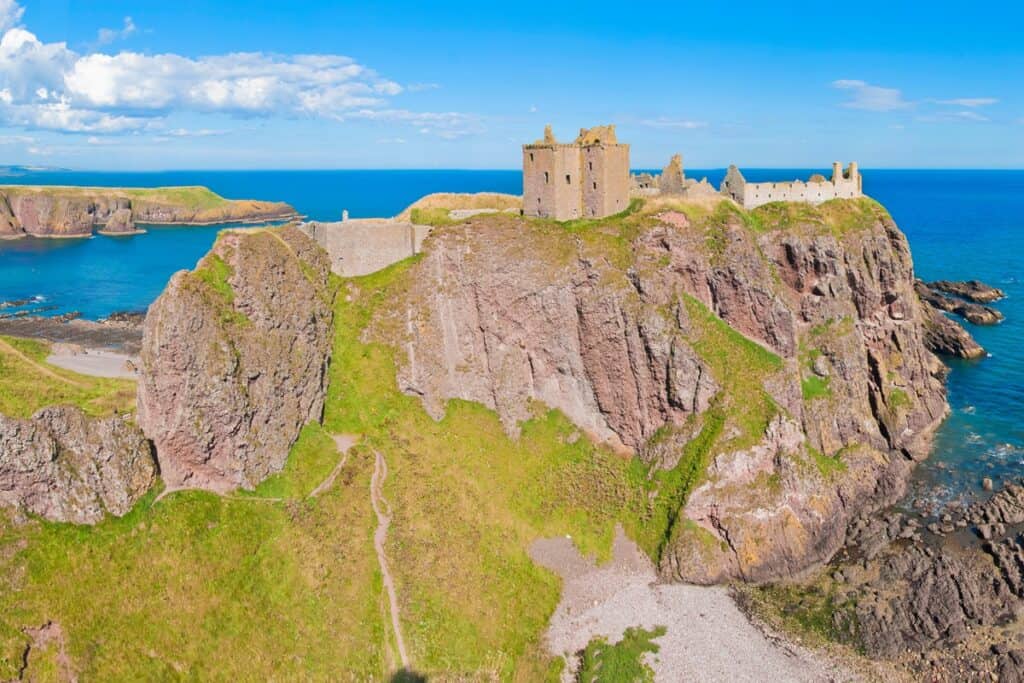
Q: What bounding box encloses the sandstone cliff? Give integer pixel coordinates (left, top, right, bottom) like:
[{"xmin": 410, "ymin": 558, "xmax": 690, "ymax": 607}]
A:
[
  {"xmin": 0, "ymin": 186, "xmax": 297, "ymax": 238},
  {"xmin": 137, "ymin": 226, "xmax": 335, "ymax": 492},
  {"xmin": 0, "ymin": 406, "xmax": 156, "ymax": 524},
  {"xmin": 373, "ymin": 198, "xmax": 948, "ymax": 583}
]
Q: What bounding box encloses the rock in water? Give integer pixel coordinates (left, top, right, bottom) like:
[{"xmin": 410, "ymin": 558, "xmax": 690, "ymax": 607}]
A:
[
  {"xmin": 928, "ymin": 279, "xmax": 1006, "ymax": 303},
  {"xmin": 0, "ymin": 406, "xmax": 156, "ymax": 524},
  {"xmin": 138, "ymin": 226, "xmax": 334, "ymax": 492}
]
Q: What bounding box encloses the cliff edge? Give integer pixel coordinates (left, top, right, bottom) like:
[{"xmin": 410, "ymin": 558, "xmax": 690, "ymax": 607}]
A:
[
  {"xmin": 372, "ymin": 196, "xmax": 948, "ymax": 583},
  {"xmin": 0, "ymin": 185, "xmax": 298, "ymax": 239}
]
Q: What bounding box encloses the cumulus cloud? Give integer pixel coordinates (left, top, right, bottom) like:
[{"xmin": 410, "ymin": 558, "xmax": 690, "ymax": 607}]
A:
[
  {"xmin": 639, "ymin": 117, "xmax": 708, "ymax": 129},
  {"xmin": 0, "ymin": 1, "xmax": 476, "ymax": 136},
  {"xmin": 96, "ymin": 16, "xmax": 136, "ymax": 46},
  {"xmin": 832, "ymin": 79, "xmax": 911, "ymax": 111}
]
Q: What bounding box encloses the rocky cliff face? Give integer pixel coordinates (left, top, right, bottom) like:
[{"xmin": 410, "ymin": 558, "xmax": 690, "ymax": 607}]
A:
[
  {"xmin": 0, "ymin": 187, "xmax": 297, "ymax": 238},
  {"xmin": 137, "ymin": 226, "xmax": 334, "ymax": 492},
  {"xmin": 0, "ymin": 406, "xmax": 156, "ymax": 524},
  {"xmin": 374, "ymin": 198, "xmax": 948, "ymax": 583}
]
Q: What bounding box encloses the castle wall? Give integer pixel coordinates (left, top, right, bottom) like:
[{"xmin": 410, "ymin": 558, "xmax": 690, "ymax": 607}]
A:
[
  {"xmin": 587, "ymin": 144, "xmax": 630, "ymax": 217},
  {"xmin": 735, "ymin": 165, "xmax": 863, "ymax": 209},
  {"xmin": 523, "ymin": 145, "xmax": 585, "ymax": 220},
  {"xmin": 299, "ymin": 219, "xmax": 430, "ymax": 277}
]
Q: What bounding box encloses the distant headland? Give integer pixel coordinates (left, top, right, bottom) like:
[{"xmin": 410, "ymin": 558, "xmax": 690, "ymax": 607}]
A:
[{"xmin": 0, "ymin": 185, "xmax": 299, "ymax": 239}]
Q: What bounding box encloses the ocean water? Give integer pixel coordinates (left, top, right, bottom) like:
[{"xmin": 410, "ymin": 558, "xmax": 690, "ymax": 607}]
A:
[{"xmin": 0, "ymin": 168, "xmax": 1020, "ymax": 501}]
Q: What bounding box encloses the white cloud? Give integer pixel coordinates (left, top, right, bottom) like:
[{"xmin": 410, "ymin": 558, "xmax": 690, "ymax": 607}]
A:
[
  {"xmin": 936, "ymin": 97, "xmax": 998, "ymax": 107},
  {"xmin": 96, "ymin": 16, "xmax": 136, "ymax": 46},
  {"xmin": 832, "ymin": 79, "xmax": 911, "ymax": 111},
  {"xmin": 165, "ymin": 127, "xmax": 226, "ymax": 137},
  {"xmin": 0, "ymin": 0, "xmax": 23, "ymax": 32},
  {"xmin": 639, "ymin": 117, "xmax": 708, "ymax": 129},
  {"xmin": 0, "ymin": 1, "xmax": 477, "ymax": 137},
  {"xmin": 406, "ymin": 82, "xmax": 439, "ymax": 92}
]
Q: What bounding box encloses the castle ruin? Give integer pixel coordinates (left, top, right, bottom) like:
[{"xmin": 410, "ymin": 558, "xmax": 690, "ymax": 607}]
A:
[
  {"xmin": 522, "ymin": 125, "xmax": 630, "ymax": 221},
  {"xmin": 720, "ymin": 162, "xmax": 862, "ymax": 209},
  {"xmin": 631, "ymin": 153, "xmax": 718, "ymax": 199}
]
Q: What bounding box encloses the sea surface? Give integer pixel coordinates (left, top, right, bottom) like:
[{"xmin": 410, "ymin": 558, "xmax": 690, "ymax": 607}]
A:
[{"xmin": 0, "ymin": 168, "xmax": 1021, "ymax": 503}]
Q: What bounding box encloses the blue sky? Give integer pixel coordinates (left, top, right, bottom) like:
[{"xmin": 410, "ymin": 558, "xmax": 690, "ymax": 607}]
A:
[{"xmin": 0, "ymin": 0, "xmax": 1021, "ymax": 170}]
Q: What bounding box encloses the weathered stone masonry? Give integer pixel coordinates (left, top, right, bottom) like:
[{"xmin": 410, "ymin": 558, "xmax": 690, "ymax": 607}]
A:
[
  {"xmin": 523, "ymin": 125, "xmax": 630, "ymax": 221},
  {"xmin": 721, "ymin": 162, "xmax": 862, "ymax": 209}
]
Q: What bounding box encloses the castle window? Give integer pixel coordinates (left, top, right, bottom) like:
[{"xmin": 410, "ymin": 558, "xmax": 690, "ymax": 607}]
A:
[
  {"xmin": 544, "ymin": 171, "xmax": 549, "ymax": 184},
  {"xmin": 566, "ymin": 174, "xmax": 571, "ymax": 184},
  {"xmin": 530, "ymin": 153, "xmax": 534, "ymax": 162},
  {"xmin": 589, "ymin": 161, "xmax": 593, "ymax": 171}
]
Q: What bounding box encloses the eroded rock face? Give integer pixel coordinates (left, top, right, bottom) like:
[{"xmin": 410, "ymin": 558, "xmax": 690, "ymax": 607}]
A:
[
  {"xmin": 0, "ymin": 188, "xmax": 297, "ymax": 238},
  {"xmin": 375, "ymin": 200, "xmax": 948, "ymax": 583},
  {"xmin": 137, "ymin": 227, "xmax": 334, "ymax": 492},
  {"xmin": 0, "ymin": 406, "xmax": 156, "ymax": 524}
]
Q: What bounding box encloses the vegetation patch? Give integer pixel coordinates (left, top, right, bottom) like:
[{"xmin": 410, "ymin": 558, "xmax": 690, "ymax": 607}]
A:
[
  {"xmin": 801, "ymin": 375, "xmax": 832, "ymax": 401},
  {"xmin": 576, "ymin": 625, "xmax": 666, "ymax": 683},
  {"xmin": 0, "ymin": 335, "xmax": 135, "ymax": 418},
  {"xmin": 740, "ymin": 581, "xmax": 858, "ymax": 650},
  {"xmin": 0, "ymin": 421, "xmax": 384, "ymax": 680},
  {"xmin": 410, "ymin": 207, "xmax": 457, "ymax": 226}
]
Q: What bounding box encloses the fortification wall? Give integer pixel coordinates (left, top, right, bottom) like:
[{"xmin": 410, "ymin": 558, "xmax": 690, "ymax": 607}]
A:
[
  {"xmin": 741, "ymin": 178, "xmax": 861, "ymax": 208},
  {"xmin": 589, "ymin": 144, "xmax": 630, "ymax": 217},
  {"xmin": 299, "ymin": 219, "xmax": 430, "ymax": 277},
  {"xmin": 523, "ymin": 145, "xmax": 583, "ymax": 220}
]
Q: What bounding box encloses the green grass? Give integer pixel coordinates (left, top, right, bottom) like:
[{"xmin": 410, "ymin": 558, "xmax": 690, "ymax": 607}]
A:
[
  {"xmin": 0, "ymin": 335, "xmax": 136, "ymax": 418},
  {"xmin": 0, "ymin": 185, "xmax": 230, "ymax": 210},
  {"xmin": 0, "ymin": 421, "xmax": 385, "ymax": 680},
  {"xmin": 742, "ymin": 582, "xmax": 858, "ymax": 649},
  {"xmin": 801, "ymin": 375, "xmax": 832, "ymax": 401},
  {"xmin": 807, "ymin": 446, "xmax": 847, "ymax": 478},
  {"xmin": 409, "ymin": 207, "xmax": 457, "ymax": 226},
  {"xmin": 576, "ymin": 625, "xmax": 666, "ymax": 683}
]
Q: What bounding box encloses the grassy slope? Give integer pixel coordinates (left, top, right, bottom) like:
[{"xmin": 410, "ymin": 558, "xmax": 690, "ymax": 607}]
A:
[
  {"xmin": 0, "ymin": 185, "xmax": 228, "ymax": 208},
  {"xmin": 0, "ymin": 198, "xmax": 886, "ymax": 679},
  {"xmin": 0, "ymin": 335, "xmax": 135, "ymax": 418}
]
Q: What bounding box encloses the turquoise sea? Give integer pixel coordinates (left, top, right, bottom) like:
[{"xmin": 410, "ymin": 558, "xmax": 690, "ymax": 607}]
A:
[{"xmin": 0, "ymin": 168, "xmax": 1021, "ymax": 503}]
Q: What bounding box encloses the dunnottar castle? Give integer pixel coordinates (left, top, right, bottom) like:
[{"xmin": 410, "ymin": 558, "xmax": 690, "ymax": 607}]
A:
[{"xmin": 523, "ymin": 124, "xmax": 862, "ymax": 219}]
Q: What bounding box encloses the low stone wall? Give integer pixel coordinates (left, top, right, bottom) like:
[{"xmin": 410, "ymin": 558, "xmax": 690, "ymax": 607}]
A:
[{"xmin": 299, "ymin": 219, "xmax": 431, "ymax": 277}]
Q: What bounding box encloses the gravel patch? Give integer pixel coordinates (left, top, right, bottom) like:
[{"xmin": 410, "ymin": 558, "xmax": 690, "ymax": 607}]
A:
[{"xmin": 530, "ymin": 527, "xmax": 858, "ymax": 682}]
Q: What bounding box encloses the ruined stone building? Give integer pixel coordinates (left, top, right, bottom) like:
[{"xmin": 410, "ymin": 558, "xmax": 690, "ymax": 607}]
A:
[
  {"xmin": 522, "ymin": 125, "xmax": 630, "ymax": 220},
  {"xmin": 632, "ymin": 153, "xmax": 717, "ymax": 199},
  {"xmin": 721, "ymin": 162, "xmax": 862, "ymax": 209}
]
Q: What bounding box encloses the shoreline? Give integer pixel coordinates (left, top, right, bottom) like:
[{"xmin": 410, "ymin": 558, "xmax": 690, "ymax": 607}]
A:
[{"xmin": 0, "ymin": 211, "xmax": 303, "ymax": 241}]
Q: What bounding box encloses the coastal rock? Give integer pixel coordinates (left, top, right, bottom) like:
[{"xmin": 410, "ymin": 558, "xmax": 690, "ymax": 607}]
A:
[
  {"xmin": 137, "ymin": 226, "xmax": 334, "ymax": 492},
  {"xmin": 928, "ymin": 279, "xmax": 1006, "ymax": 303},
  {"xmin": 101, "ymin": 207, "xmax": 136, "ymax": 234},
  {"xmin": 0, "ymin": 186, "xmax": 298, "ymax": 238},
  {"xmin": 920, "ymin": 304, "xmax": 986, "ymax": 359},
  {"xmin": 0, "ymin": 406, "xmax": 156, "ymax": 524},
  {"xmin": 376, "ymin": 199, "xmax": 947, "ymax": 582},
  {"xmin": 916, "ymin": 280, "xmax": 1005, "ymax": 325}
]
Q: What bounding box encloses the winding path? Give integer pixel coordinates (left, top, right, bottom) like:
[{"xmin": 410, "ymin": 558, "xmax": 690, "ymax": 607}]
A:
[
  {"xmin": 309, "ymin": 434, "xmax": 359, "ymax": 498},
  {"xmin": 371, "ymin": 450, "xmax": 410, "ymax": 669}
]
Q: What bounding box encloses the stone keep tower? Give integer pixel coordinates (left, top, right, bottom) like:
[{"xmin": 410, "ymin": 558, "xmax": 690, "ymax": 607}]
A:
[{"xmin": 523, "ymin": 125, "xmax": 630, "ymax": 221}]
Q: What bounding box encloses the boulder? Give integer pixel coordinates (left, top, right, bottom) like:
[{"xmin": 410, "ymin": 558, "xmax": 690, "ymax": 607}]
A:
[
  {"xmin": 0, "ymin": 406, "xmax": 156, "ymax": 524},
  {"xmin": 137, "ymin": 226, "xmax": 334, "ymax": 492}
]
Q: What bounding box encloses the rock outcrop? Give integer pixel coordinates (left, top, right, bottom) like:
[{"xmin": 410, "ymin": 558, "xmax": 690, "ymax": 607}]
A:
[
  {"xmin": 915, "ymin": 280, "xmax": 1004, "ymax": 325},
  {"xmin": 137, "ymin": 226, "xmax": 334, "ymax": 492},
  {"xmin": 928, "ymin": 279, "xmax": 1005, "ymax": 303},
  {"xmin": 0, "ymin": 406, "xmax": 156, "ymax": 524},
  {"xmin": 789, "ymin": 482, "xmax": 1024, "ymax": 681},
  {"xmin": 372, "ymin": 198, "xmax": 948, "ymax": 583},
  {"xmin": 0, "ymin": 186, "xmax": 298, "ymax": 238}
]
